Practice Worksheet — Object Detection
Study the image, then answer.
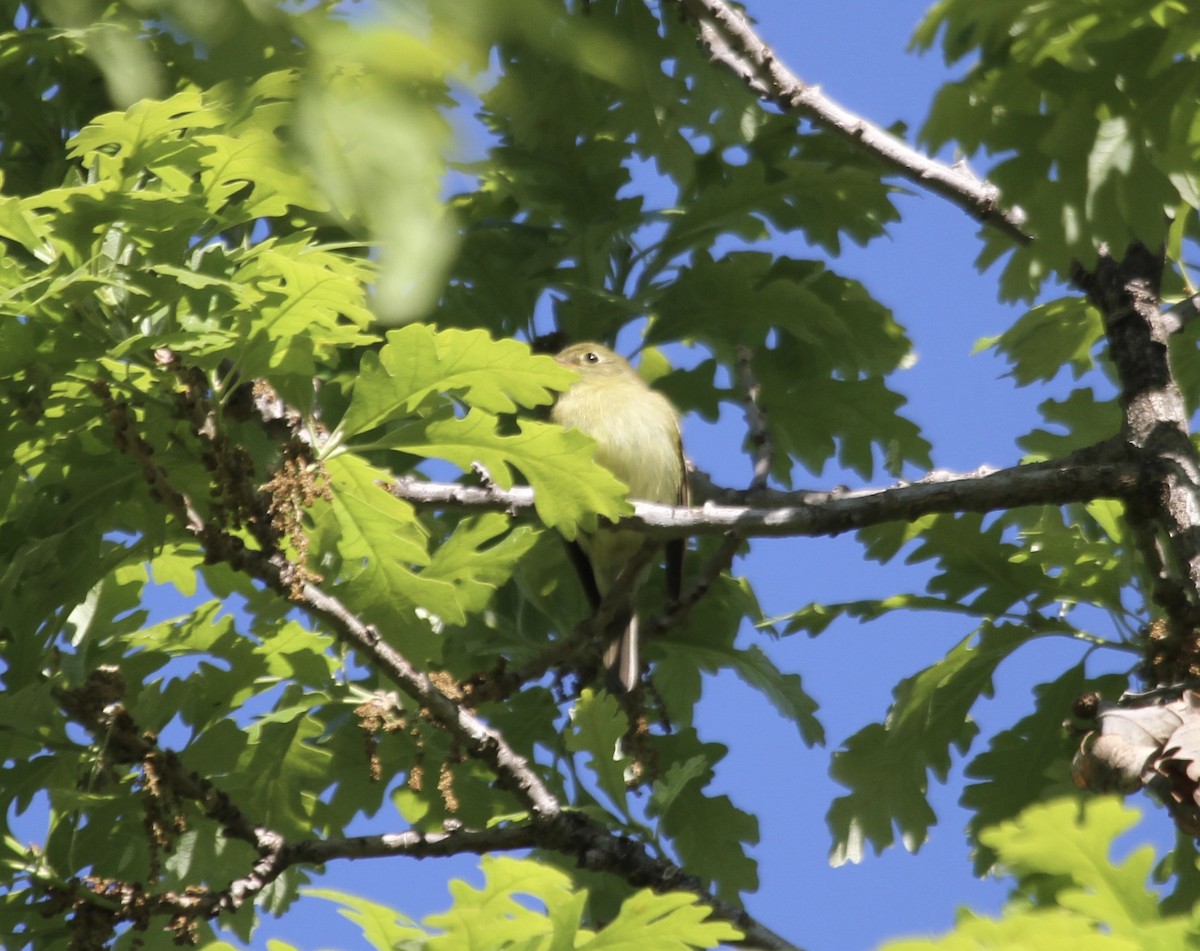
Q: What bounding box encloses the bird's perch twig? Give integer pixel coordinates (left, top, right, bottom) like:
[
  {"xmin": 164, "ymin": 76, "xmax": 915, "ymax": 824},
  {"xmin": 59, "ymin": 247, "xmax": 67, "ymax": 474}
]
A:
[{"xmin": 389, "ymin": 456, "xmax": 1138, "ymax": 540}]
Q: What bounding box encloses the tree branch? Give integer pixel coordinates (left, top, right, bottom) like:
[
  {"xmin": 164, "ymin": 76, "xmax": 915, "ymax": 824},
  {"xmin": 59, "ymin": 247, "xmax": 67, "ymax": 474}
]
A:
[
  {"xmin": 153, "ymin": 823, "xmax": 547, "ymax": 921},
  {"xmin": 58, "ymin": 656, "xmax": 796, "ymax": 948},
  {"xmin": 269, "ymin": 816, "xmax": 797, "ymax": 949},
  {"xmin": 735, "ymin": 345, "xmax": 774, "ymax": 492},
  {"xmin": 390, "ymin": 457, "xmax": 1139, "ymax": 540},
  {"xmin": 1075, "ymin": 245, "xmax": 1200, "ymax": 679},
  {"xmin": 1160, "ymin": 291, "xmax": 1200, "ymax": 335},
  {"xmin": 56, "ymin": 666, "xmax": 273, "ymax": 859},
  {"xmin": 670, "ymin": 0, "xmax": 1031, "ymax": 243}
]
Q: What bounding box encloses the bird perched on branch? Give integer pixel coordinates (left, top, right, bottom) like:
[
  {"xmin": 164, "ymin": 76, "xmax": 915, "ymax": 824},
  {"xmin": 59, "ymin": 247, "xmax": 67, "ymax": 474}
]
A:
[{"xmin": 550, "ymin": 342, "xmax": 687, "ymax": 692}]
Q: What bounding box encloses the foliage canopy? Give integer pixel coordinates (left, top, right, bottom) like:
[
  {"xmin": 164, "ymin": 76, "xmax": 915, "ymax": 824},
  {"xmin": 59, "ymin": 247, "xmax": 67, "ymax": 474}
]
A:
[{"xmin": 5, "ymin": 0, "xmax": 1200, "ymax": 949}]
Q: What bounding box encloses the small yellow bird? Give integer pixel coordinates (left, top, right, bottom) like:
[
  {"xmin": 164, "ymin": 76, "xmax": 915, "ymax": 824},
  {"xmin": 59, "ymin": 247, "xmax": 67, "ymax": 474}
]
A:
[{"xmin": 550, "ymin": 342, "xmax": 687, "ymax": 692}]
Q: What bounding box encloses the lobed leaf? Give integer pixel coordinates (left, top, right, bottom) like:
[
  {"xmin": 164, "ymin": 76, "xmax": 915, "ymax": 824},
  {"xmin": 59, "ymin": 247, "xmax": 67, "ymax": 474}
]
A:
[
  {"xmin": 340, "ymin": 324, "xmax": 574, "ymax": 436},
  {"xmin": 566, "ymin": 689, "xmax": 633, "ymax": 821},
  {"xmin": 828, "ymin": 623, "xmax": 1038, "ymax": 864}
]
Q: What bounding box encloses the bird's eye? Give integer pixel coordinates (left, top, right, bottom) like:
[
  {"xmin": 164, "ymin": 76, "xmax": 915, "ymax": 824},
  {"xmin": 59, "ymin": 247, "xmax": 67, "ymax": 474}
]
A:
[{"xmin": 584, "ymin": 351, "xmax": 600, "ymax": 364}]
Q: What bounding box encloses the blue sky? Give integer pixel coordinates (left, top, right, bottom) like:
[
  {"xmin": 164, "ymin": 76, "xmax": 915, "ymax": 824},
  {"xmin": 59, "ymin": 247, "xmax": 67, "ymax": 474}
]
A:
[{"xmin": 76, "ymin": 2, "xmax": 1164, "ymax": 948}]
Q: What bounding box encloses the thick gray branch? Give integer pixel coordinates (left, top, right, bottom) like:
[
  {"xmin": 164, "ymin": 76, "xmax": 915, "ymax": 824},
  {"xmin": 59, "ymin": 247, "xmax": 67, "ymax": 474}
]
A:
[
  {"xmin": 1076, "ymin": 245, "xmax": 1200, "ymax": 659},
  {"xmin": 671, "ymin": 0, "xmax": 1030, "ymax": 242}
]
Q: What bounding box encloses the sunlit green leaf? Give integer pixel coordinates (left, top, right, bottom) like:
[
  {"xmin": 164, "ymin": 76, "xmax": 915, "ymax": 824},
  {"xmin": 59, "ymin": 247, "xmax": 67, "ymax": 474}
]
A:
[{"xmin": 567, "ymin": 689, "xmax": 633, "ymax": 820}]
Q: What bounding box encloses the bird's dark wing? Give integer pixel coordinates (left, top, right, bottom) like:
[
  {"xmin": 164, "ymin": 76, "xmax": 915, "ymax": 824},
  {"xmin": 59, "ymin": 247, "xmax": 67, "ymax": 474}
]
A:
[
  {"xmin": 665, "ymin": 446, "xmax": 690, "ymax": 601},
  {"xmin": 565, "ymin": 537, "xmax": 602, "ymax": 612}
]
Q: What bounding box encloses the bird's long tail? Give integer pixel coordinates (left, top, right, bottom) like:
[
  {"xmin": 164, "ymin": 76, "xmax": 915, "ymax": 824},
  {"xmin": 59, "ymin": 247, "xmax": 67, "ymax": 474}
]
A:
[{"xmin": 603, "ymin": 614, "xmax": 639, "ymax": 694}]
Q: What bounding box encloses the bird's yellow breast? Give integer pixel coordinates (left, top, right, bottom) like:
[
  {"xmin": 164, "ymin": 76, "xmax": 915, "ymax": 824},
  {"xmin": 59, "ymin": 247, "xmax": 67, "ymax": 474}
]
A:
[{"xmin": 551, "ymin": 380, "xmax": 682, "ymax": 504}]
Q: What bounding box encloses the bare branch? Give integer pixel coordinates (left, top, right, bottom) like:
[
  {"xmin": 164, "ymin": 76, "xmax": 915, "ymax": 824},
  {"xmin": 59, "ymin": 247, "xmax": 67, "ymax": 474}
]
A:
[
  {"xmin": 164, "ymin": 824, "xmax": 547, "ymax": 919},
  {"xmin": 265, "ymin": 804, "xmax": 797, "ymax": 948},
  {"xmin": 638, "ymin": 461, "xmax": 1138, "ymax": 539},
  {"xmin": 283, "ymin": 823, "xmax": 541, "ymax": 865},
  {"xmin": 391, "ymin": 458, "xmax": 1139, "ymax": 540},
  {"xmin": 671, "ymin": 0, "xmax": 1030, "ymax": 243}
]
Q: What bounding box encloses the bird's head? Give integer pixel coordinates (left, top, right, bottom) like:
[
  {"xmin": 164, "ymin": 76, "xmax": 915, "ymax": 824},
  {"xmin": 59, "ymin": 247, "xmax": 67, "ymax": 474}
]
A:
[{"xmin": 554, "ymin": 342, "xmax": 637, "ymax": 383}]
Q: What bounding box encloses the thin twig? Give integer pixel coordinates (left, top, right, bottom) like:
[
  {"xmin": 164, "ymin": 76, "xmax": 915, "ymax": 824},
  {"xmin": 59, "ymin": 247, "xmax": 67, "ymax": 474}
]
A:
[
  {"xmin": 734, "ymin": 345, "xmax": 773, "ymax": 492},
  {"xmin": 646, "ymin": 533, "xmax": 742, "ymax": 638}
]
